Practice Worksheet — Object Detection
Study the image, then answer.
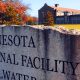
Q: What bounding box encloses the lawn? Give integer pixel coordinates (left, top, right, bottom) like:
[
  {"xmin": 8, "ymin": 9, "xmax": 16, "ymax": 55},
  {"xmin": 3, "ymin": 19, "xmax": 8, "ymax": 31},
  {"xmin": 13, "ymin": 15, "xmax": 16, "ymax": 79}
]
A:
[{"xmin": 55, "ymin": 24, "xmax": 80, "ymax": 30}]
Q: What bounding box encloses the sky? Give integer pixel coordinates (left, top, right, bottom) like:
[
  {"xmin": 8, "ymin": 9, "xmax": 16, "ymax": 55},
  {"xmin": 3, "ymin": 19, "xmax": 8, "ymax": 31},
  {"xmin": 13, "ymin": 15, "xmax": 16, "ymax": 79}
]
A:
[{"xmin": 21, "ymin": 0, "xmax": 80, "ymax": 17}]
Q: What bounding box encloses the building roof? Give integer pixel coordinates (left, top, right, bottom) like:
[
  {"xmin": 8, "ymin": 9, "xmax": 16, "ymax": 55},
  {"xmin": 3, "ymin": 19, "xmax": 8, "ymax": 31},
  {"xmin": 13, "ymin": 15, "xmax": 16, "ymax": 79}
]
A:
[{"xmin": 50, "ymin": 6, "xmax": 80, "ymax": 13}]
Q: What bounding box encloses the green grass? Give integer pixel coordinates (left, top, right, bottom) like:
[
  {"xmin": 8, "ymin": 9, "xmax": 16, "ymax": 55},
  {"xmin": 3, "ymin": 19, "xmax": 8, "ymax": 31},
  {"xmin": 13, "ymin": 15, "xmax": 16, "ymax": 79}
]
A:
[{"xmin": 55, "ymin": 24, "xmax": 80, "ymax": 30}]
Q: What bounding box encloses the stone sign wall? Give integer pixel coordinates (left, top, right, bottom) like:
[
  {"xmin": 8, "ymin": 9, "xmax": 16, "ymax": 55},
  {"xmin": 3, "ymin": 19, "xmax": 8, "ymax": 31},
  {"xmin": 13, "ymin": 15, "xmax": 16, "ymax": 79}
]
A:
[{"xmin": 0, "ymin": 26, "xmax": 80, "ymax": 80}]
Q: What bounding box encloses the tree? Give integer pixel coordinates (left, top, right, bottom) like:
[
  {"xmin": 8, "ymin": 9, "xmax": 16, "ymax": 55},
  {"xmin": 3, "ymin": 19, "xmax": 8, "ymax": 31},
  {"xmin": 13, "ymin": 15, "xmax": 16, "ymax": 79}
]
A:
[
  {"xmin": 0, "ymin": 0, "xmax": 29, "ymax": 25},
  {"xmin": 27, "ymin": 16, "xmax": 38, "ymax": 25},
  {"xmin": 44, "ymin": 11, "xmax": 54, "ymax": 26}
]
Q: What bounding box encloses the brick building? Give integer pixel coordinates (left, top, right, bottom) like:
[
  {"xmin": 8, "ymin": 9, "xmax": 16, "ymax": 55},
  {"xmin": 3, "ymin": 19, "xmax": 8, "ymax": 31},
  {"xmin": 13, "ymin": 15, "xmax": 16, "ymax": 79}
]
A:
[{"xmin": 38, "ymin": 4, "xmax": 80, "ymax": 24}]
